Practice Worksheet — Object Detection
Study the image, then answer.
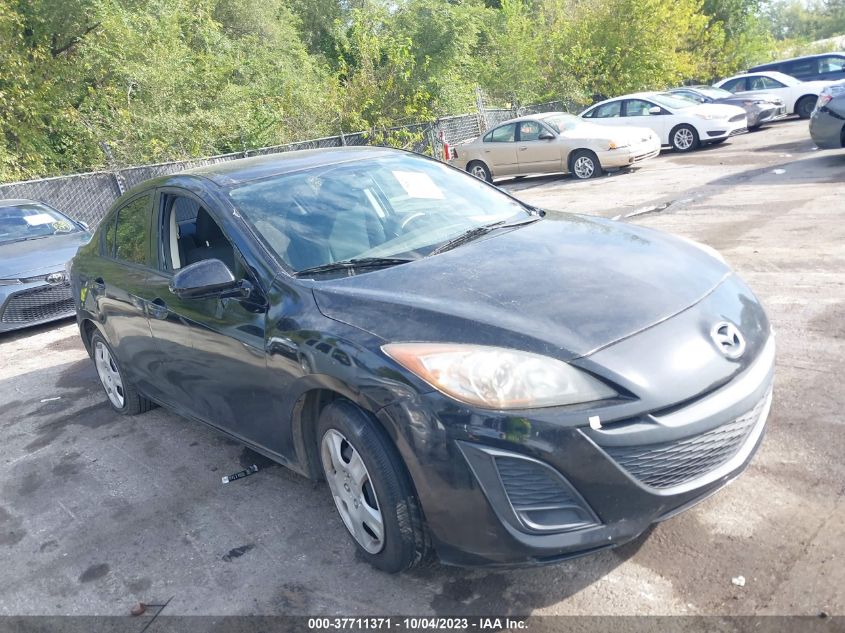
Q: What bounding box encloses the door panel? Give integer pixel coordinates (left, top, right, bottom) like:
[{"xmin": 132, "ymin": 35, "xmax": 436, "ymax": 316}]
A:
[
  {"xmin": 623, "ymin": 99, "xmax": 668, "ymax": 142},
  {"xmin": 480, "ymin": 123, "xmax": 518, "ymax": 175},
  {"xmin": 515, "ymin": 120, "xmax": 563, "ymax": 174}
]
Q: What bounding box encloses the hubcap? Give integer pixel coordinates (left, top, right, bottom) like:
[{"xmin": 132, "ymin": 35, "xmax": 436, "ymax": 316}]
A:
[
  {"xmin": 94, "ymin": 341, "xmax": 125, "ymax": 408},
  {"xmin": 675, "ymin": 128, "xmax": 694, "ymax": 150},
  {"xmin": 321, "ymin": 429, "xmax": 384, "ymax": 554},
  {"xmin": 573, "ymin": 156, "xmax": 595, "ymax": 178},
  {"xmin": 470, "ymin": 165, "xmax": 487, "ymax": 180}
]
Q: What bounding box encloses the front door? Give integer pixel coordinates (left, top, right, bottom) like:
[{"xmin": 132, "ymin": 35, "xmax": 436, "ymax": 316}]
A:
[
  {"xmin": 144, "ymin": 189, "xmax": 276, "ymax": 447},
  {"xmin": 622, "ymin": 99, "xmax": 669, "ymax": 142}
]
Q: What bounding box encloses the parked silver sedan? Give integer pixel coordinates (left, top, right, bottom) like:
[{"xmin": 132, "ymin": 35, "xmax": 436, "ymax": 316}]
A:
[
  {"xmin": 667, "ymin": 86, "xmax": 787, "ymax": 129},
  {"xmin": 449, "ymin": 112, "xmax": 660, "ymax": 181},
  {"xmin": 810, "ymin": 80, "xmax": 845, "ymax": 149}
]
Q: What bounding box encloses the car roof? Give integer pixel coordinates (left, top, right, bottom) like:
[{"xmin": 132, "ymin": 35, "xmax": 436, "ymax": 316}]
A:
[
  {"xmin": 0, "ymin": 198, "xmax": 42, "ymax": 208},
  {"xmin": 480, "ymin": 111, "xmax": 575, "ymax": 129},
  {"xmin": 584, "ymin": 92, "xmax": 664, "ymax": 110},
  {"xmin": 719, "ymin": 70, "xmax": 792, "ymax": 81},
  {"xmin": 751, "ymin": 52, "xmax": 845, "ymax": 67},
  {"xmin": 182, "ymin": 146, "xmax": 409, "ymax": 187}
]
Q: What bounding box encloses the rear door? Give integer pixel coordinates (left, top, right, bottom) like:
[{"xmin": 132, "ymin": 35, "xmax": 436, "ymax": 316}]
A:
[
  {"xmin": 583, "ymin": 99, "xmax": 629, "ymax": 129},
  {"xmin": 94, "ymin": 192, "xmax": 161, "ymax": 396},
  {"xmin": 479, "ymin": 123, "xmax": 519, "ymax": 176},
  {"xmin": 515, "ymin": 120, "xmax": 563, "ymax": 174}
]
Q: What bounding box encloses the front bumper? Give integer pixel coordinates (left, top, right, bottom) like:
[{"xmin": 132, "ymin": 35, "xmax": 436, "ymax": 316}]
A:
[
  {"xmin": 378, "ymin": 334, "xmax": 775, "ymax": 567},
  {"xmin": 598, "ymin": 139, "xmax": 661, "ymax": 168},
  {"xmin": 700, "ymin": 115, "xmax": 748, "ymax": 141},
  {"xmin": 0, "ymin": 279, "xmax": 75, "ymax": 333}
]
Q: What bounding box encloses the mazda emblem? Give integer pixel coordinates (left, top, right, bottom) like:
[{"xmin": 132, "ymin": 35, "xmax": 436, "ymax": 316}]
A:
[
  {"xmin": 711, "ymin": 321, "xmax": 746, "ymax": 360},
  {"xmin": 45, "ymin": 272, "xmax": 66, "ymax": 284}
]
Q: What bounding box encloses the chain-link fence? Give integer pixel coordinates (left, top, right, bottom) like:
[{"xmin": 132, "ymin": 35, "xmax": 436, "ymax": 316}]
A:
[{"xmin": 0, "ymin": 96, "xmax": 580, "ymax": 229}]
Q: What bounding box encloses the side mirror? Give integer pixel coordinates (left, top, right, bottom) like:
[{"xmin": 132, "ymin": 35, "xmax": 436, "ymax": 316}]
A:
[
  {"xmin": 538, "ymin": 130, "xmax": 555, "ymax": 140},
  {"xmin": 648, "ymin": 106, "xmax": 662, "ymax": 115},
  {"xmin": 170, "ymin": 258, "xmax": 238, "ymax": 299}
]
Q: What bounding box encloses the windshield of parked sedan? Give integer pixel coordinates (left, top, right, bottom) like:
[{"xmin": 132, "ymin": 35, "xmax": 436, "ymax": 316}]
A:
[
  {"xmin": 228, "ymin": 154, "xmax": 531, "ymax": 273},
  {"xmin": 697, "ymin": 87, "xmax": 734, "ymax": 99},
  {"xmin": 541, "ymin": 113, "xmax": 582, "ymax": 133},
  {"xmin": 0, "ymin": 204, "xmax": 81, "ymax": 245},
  {"xmin": 651, "ymin": 93, "xmax": 696, "ymax": 110}
]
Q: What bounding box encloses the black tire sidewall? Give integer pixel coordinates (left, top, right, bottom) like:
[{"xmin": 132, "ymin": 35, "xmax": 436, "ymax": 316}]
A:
[
  {"xmin": 317, "ymin": 400, "xmax": 422, "ymax": 573},
  {"xmin": 671, "ymin": 125, "xmax": 699, "ymax": 152},
  {"xmin": 570, "ymin": 150, "xmax": 600, "ymax": 179},
  {"xmin": 89, "ymin": 332, "xmax": 130, "ymax": 414},
  {"xmin": 796, "ymin": 97, "xmax": 815, "ymax": 119},
  {"xmin": 467, "ymin": 161, "xmax": 492, "ymax": 182}
]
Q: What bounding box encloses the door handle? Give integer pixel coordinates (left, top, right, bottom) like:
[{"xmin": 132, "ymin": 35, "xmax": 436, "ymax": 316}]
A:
[
  {"xmin": 147, "ymin": 298, "xmax": 169, "ymax": 320},
  {"xmin": 519, "ymin": 146, "xmax": 528, "ymax": 151}
]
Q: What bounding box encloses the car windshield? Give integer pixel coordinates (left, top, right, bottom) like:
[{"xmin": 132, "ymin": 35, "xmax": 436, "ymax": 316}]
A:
[
  {"xmin": 541, "ymin": 113, "xmax": 582, "ymax": 133},
  {"xmin": 651, "ymin": 93, "xmax": 696, "ymax": 110},
  {"xmin": 696, "ymin": 86, "xmax": 733, "ymax": 99},
  {"xmin": 0, "ymin": 203, "xmax": 81, "ymax": 245},
  {"xmin": 228, "ymin": 154, "xmax": 531, "ymax": 273}
]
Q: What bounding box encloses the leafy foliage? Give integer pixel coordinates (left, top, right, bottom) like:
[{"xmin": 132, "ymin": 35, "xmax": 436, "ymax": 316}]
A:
[{"xmin": 0, "ymin": 0, "xmax": 836, "ymax": 182}]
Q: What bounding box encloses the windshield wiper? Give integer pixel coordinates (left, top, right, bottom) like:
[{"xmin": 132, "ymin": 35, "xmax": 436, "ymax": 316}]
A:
[
  {"xmin": 430, "ymin": 216, "xmax": 541, "ymax": 256},
  {"xmin": 294, "ymin": 256, "xmax": 415, "ymax": 277}
]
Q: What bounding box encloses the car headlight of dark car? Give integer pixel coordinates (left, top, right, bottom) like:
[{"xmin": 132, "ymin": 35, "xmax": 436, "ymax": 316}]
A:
[{"xmin": 383, "ymin": 343, "xmax": 617, "ymax": 409}]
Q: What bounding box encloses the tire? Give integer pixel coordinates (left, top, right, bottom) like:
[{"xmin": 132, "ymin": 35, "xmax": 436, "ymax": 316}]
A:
[
  {"xmin": 569, "ymin": 149, "xmax": 602, "ymax": 179},
  {"xmin": 795, "ymin": 95, "xmax": 817, "ymax": 119},
  {"xmin": 670, "ymin": 124, "xmax": 699, "ymax": 152},
  {"xmin": 317, "ymin": 399, "xmax": 430, "ymax": 573},
  {"xmin": 466, "ymin": 161, "xmax": 492, "ymax": 182},
  {"xmin": 89, "ymin": 331, "xmax": 155, "ymax": 415}
]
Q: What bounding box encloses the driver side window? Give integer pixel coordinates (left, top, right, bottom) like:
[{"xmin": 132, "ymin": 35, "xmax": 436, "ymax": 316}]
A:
[{"xmin": 160, "ymin": 194, "xmax": 239, "ymax": 276}]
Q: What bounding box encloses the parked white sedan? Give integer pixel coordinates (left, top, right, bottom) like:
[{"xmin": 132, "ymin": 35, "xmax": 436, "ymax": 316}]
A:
[
  {"xmin": 714, "ymin": 71, "xmax": 834, "ymax": 119},
  {"xmin": 580, "ymin": 92, "xmax": 748, "ymax": 152},
  {"xmin": 449, "ymin": 112, "xmax": 660, "ymax": 181}
]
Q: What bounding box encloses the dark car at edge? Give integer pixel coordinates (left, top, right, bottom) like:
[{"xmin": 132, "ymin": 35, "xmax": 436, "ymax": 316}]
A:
[
  {"xmin": 1, "ymin": 199, "xmax": 91, "ymax": 333},
  {"xmin": 69, "ymin": 147, "xmax": 775, "ymax": 571}
]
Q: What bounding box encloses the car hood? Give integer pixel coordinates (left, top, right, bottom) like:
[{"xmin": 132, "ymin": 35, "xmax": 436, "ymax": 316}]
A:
[
  {"xmin": 312, "ymin": 215, "xmax": 731, "ymax": 360},
  {"xmin": 690, "ymin": 102, "xmax": 746, "ymax": 118},
  {"xmin": 0, "ymin": 231, "xmax": 91, "ymax": 278}
]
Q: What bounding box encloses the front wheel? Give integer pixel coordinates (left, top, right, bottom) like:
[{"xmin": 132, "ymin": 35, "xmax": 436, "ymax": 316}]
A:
[
  {"xmin": 90, "ymin": 332, "xmax": 154, "ymax": 415},
  {"xmin": 671, "ymin": 124, "xmax": 699, "ymax": 152},
  {"xmin": 318, "ymin": 400, "xmax": 430, "ymax": 573},
  {"xmin": 466, "ymin": 161, "xmax": 492, "ymax": 182},
  {"xmin": 570, "ymin": 149, "xmax": 602, "ymax": 179},
  {"xmin": 795, "ymin": 95, "xmax": 817, "ymax": 119}
]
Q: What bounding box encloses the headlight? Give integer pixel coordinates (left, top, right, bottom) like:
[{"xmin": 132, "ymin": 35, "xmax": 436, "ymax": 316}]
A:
[
  {"xmin": 608, "ymin": 140, "xmax": 629, "ymax": 150},
  {"xmin": 382, "ymin": 343, "xmax": 617, "ymax": 409}
]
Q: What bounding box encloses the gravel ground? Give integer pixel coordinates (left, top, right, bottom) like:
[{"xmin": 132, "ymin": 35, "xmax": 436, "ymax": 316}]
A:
[{"xmin": 0, "ymin": 118, "xmax": 842, "ymax": 617}]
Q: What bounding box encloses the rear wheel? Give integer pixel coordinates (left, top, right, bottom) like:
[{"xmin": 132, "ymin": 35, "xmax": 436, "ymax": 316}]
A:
[
  {"xmin": 466, "ymin": 161, "xmax": 492, "ymax": 182},
  {"xmin": 670, "ymin": 124, "xmax": 699, "ymax": 152},
  {"xmin": 90, "ymin": 332, "xmax": 154, "ymax": 415},
  {"xmin": 570, "ymin": 150, "xmax": 602, "ymax": 179},
  {"xmin": 795, "ymin": 95, "xmax": 817, "ymax": 119},
  {"xmin": 318, "ymin": 400, "xmax": 430, "ymax": 573}
]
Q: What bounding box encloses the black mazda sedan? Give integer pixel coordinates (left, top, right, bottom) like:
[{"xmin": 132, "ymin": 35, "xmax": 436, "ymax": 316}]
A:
[{"xmin": 69, "ymin": 147, "xmax": 774, "ymax": 571}]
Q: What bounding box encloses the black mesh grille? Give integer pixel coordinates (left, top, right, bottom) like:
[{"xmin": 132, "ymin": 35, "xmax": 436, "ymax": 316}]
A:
[
  {"xmin": 729, "ymin": 127, "xmax": 748, "ymax": 136},
  {"xmin": 495, "ymin": 456, "xmax": 578, "ymax": 509},
  {"xmin": 1, "ymin": 283, "xmax": 74, "ymax": 324},
  {"xmin": 604, "ymin": 395, "xmax": 768, "ymax": 489}
]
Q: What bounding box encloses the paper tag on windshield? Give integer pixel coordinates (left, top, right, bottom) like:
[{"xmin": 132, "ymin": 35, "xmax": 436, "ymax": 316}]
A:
[
  {"xmin": 392, "ymin": 171, "xmax": 444, "ymax": 199},
  {"xmin": 23, "ymin": 213, "xmax": 55, "ymax": 226}
]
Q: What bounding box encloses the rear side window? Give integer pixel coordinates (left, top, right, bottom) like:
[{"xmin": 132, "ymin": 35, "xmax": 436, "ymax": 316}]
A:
[
  {"xmin": 593, "ymin": 101, "xmax": 622, "ymax": 118},
  {"xmin": 818, "ymin": 55, "xmax": 845, "ymax": 74},
  {"xmin": 488, "ymin": 124, "xmax": 516, "ymax": 142},
  {"xmin": 783, "ymin": 58, "xmax": 818, "ymax": 79},
  {"xmin": 114, "ymin": 194, "xmax": 152, "ymax": 265},
  {"xmin": 101, "ymin": 215, "xmax": 117, "ymax": 256}
]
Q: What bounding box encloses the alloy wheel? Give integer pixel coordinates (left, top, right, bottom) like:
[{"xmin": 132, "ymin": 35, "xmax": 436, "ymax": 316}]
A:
[
  {"xmin": 573, "ymin": 156, "xmax": 595, "ymax": 179},
  {"xmin": 674, "ymin": 128, "xmax": 695, "ymax": 150},
  {"xmin": 94, "ymin": 341, "xmax": 125, "ymax": 408},
  {"xmin": 470, "ymin": 164, "xmax": 488, "ymax": 180},
  {"xmin": 321, "ymin": 429, "xmax": 385, "ymax": 554}
]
